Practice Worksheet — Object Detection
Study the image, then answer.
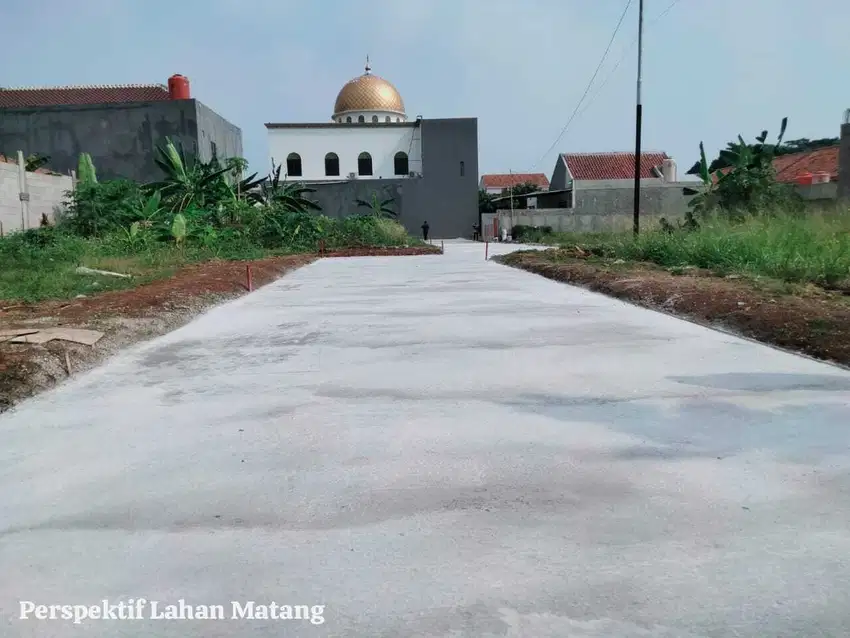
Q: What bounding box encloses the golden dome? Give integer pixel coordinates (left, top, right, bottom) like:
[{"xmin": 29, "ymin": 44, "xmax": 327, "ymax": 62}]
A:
[{"xmin": 333, "ymin": 64, "xmax": 405, "ymax": 117}]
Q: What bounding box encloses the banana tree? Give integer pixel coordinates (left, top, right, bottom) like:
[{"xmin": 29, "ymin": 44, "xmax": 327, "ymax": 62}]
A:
[
  {"xmin": 355, "ymin": 192, "xmax": 397, "ymax": 219},
  {"xmin": 714, "ymin": 117, "xmax": 788, "ymax": 210},
  {"xmin": 77, "ymin": 153, "xmax": 98, "ymax": 185},
  {"xmin": 681, "ymin": 142, "xmax": 717, "ymax": 215},
  {"xmin": 252, "ymin": 163, "xmax": 321, "ymax": 213},
  {"xmin": 147, "ymin": 137, "xmax": 232, "ymax": 212}
]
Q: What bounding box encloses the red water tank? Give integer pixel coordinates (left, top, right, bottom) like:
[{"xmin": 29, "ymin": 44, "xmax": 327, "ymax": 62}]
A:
[
  {"xmin": 168, "ymin": 74, "xmax": 191, "ymax": 100},
  {"xmin": 794, "ymin": 172, "xmax": 813, "ymax": 186}
]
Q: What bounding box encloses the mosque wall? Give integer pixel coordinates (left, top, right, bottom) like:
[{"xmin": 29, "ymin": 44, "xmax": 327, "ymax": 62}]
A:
[{"xmin": 267, "ymin": 123, "xmax": 422, "ymax": 181}]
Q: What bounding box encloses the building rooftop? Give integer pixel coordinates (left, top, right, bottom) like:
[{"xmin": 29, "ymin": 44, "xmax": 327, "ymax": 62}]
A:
[
  {"xmin": 712, "ymin": 146, "xmax": 840, "ymax": 184},
  {"xmin": 481, "ymin": 173, "xmax": 550, "ymax": 190},
  {"xmin": 0, "ymin": 84, "xmax": 170, "ymax": 108},
  {"xmin": 562, "ymin": 151, "xmax": 669, "ymax": 180},
  {"xmin": 772, "ymin": 146, "xmax": 839, "ymax": 183}
]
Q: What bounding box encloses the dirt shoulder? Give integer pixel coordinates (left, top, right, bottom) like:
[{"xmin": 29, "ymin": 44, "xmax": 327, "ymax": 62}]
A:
[
  {"xmin": 0, "ymin": 245, "xmax": 440, "ymax": 413},
  {"xmin": 497, "ymin": 249, "xmax": 850, "ymax": 368}
]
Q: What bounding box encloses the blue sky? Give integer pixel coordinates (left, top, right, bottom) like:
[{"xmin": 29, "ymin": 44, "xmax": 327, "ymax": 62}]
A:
[{"xmin": 3, "ymin": 0, "xmax": 849, "ymax": 179}]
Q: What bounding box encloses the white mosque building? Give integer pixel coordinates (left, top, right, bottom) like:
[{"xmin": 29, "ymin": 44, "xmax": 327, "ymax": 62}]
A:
[
  {"xmin": 266, "ymin": 60, "xmax": 423, "ymax": 181},
  {"xmin": 264, "ymin": 59, "xmax": 479, "ymax": 238}
]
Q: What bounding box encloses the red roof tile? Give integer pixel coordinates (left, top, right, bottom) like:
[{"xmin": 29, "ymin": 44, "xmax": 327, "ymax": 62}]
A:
[
  {"xmin": 563, "ymin": 152, "xmax": 668, "ymax": 180},
  {"xmin": 0, "ymin": 84, "xmax": 170, "ymax": 108},
  {"xmin": 481, "ymin": 173, "xmax": 550, "ymax": 190},
  {"xmin": 711, "ymin": 146, "xmax": 839, "ymax": 184},
  {"xmin": 772, "ymin": 146, "xmax": 839, "ymax": 183}
]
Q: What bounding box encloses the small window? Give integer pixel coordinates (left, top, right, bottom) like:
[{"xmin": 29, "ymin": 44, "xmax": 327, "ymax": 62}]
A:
[
  {"xmin": 358, "ymin": 115, "xmax": 365, "ymax": 123},
  {"xmin": 460, "ymin": 161, "xmax": 465, "ymax": 177},
  {"xmin": 396, "ymin": 117, "xmax": 400, "ymax": 122},
  {"xmin": 372, "ymin": 115, "xmax": 378, "ymax": 123},
  {"xmin": 385, "ymin": 116, "xmax": 391, "ymax": 122},
  {"xmin": 394, "ymin": 151, "xmax": 409, "ymax": 176},
  {"xmin": 324, "ymin": 152, "xmax": 340, "ymax": 177},
  {"xmin": 358, "ymin": 152, "xmax": 373, "ymax": 176},
  {"xmin": 286, "ymin": 152, "xmax": 302, "ymax": 177},
  {"xmin": 210, "ymin": 141, "xmax": 218, "ymax": 160},
  {"xmin": 346, "ymin": 116, "xmax": 352, "ymax": 123}
]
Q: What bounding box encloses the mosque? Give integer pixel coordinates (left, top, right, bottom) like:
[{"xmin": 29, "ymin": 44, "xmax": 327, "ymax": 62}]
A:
[{"xmin": 265, "ymin": 60, "xmax": 479, "ymax": 238}]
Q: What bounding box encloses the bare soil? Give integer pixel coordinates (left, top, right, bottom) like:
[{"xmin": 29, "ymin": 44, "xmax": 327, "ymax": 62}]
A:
[
  {"xmin": 498, "ymin": 249, "xmax": 850, "ymax": 369},
  {"xmin": 321, "ymin": 245, "xmax": 443, "ymax": 257},
  {"xmin": 0, "ymin": 246, "xmax": 440, "ymax": 412}
]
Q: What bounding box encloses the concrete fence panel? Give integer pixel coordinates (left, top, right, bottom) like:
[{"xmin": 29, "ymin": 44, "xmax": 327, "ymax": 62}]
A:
[{"xmin": 0, "ymin": 156, "xmax": 72, "ymax": 234}]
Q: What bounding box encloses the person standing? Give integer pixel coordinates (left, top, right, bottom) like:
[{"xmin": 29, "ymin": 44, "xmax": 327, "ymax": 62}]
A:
[{"xmin": 421, "ymin": 221, "xmax": 430, "ymax": 242}]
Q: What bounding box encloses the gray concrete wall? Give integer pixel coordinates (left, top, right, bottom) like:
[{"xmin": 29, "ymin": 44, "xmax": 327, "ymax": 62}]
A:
[
  {"xmin": 796, "ymin": 182, "xmax": 838, "ymax": 201},
  {"xmin": 0, "ymin": 160, "xmax": 73, "ymax": 233},
  {"xmin": 0, "ymin": 99, "xmax": 243, "ymax": 183},
  {"xmin": 307, "ymin": 179, "xmax": 405, "ymax": 220},
  {"xmin": 306, "ymin": 118, "xmax": 479, "ymax": 239},
  {"xmin": 195, "ymin": 101, "xmax": 243, "ymax": 164},
  {"xmin": 415, "ymin": 118, "xmax": 479, "ymax": 238},
  {"xmin": 573, "ymin": 182, "xmax": 693, "ymax": 218},
  {"xmin": 483, "ymin": 208, "xmax": 670, "ymax": 237},
  {"xmin": 478, "ymin": 183, "xmax": 693, "ymax": 238},
  {"xmin": 839, "ymin": 122, "xmax": 850, "ymax": 200},
  {"xmin": 549, "ymin": 156, "xmax": 568, "ymax": 190}
]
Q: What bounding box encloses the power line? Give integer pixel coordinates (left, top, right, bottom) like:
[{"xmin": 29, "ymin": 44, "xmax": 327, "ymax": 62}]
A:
[
  {"xmin": 530, "ymin": 0, "xmax": 633, "ymax": 170},
  {"xmin": 574, "ymin": 0, "xmax": 685, "ymax": 123}
]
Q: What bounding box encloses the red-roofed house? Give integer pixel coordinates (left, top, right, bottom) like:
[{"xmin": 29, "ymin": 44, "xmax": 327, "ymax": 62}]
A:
[
  {"xmin": 479, "ymin": 173, "xmax": 550, "ymax": 194},
  {"xmin": 710, "ymin": 143, "xmax": 847, "ymax": 201},
  {"xmin": 550, "ymin": 151, "xmax": 676, "ymax": 190},
  {"xmin": 0, "ymin": 75, "xmax": 242, "ymax": 182},
  {"xmin": 773, "ymin": 146, "xmax": 839, "ymax": 183}
]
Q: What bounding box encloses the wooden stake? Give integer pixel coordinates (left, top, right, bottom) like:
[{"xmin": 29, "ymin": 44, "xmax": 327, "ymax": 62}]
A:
[{"xmin": 64, "ymin": 350, "xmax": 72, "ymax": 375}]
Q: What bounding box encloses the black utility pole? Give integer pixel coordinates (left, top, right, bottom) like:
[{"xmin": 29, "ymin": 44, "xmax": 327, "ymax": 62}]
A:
[{"xmin": 632, "ymin": 0, "xmax": 645, "ymax": 236}]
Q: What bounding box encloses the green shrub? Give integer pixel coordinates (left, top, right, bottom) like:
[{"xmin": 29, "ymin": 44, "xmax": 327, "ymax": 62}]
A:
[
  {"xmin": 60, "ymin": 180, "xmax": 144, "ymax": 237},
  {"xmin": 513, "ymin": 224, "xmax": 554, "ymax": 243}
]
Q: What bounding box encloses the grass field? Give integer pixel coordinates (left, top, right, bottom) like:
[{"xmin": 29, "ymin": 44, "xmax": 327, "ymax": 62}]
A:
[
  {"xmin": 0, "ymin": 216, "xmax": 417, "ymax": 303},
  {"xmin": 0, "ymin": 232, "xmax": 273, "ymax": 302},
  {"xmin": 527, "ymin": 208, "xmax": 850, "ymax": 287}
]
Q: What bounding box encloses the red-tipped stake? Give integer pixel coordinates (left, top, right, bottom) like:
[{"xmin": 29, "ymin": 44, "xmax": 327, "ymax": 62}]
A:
[{"xmin": 246, "ymin": 265, "xmax": 253, "ymax": 292}]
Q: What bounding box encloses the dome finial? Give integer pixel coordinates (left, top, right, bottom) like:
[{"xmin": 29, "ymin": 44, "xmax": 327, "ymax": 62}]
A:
[{"xmin": 364, "ymin": 55, "xmax": 371, "ymax": 75}]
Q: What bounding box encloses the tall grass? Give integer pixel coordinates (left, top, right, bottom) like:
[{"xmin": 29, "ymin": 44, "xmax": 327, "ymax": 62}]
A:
[{"xmin": 546, "ymin": 207, "xmax": 850, "ymax": 286}]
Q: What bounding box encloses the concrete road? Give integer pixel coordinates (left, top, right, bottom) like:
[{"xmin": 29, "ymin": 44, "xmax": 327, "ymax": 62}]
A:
[{"xmin": 2, "ymin": 240, "xmax": 850, "ymax": 637}]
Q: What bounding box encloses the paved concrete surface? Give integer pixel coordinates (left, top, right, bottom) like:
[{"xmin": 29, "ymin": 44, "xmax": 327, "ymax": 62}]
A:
[{"xmin": 2, "ymin": 240, "xmax": 850, "ymax": 637}]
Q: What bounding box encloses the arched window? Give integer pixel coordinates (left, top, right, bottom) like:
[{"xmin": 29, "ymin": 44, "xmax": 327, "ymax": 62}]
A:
[
  {"xmin": 394, "ymin": 151, "xmax": 409, "ymax": 176},
  {"xmin": 358, "ymin": 152, "xmax": 373, "ymax": 176},
  {"xmin": 372, "ymin": 115, "xmax": 378, "ymax": 123},
  {"xmin": 286, "ymin": 152, "xmax": 302, "ymax": 177},
  {"xmin": 358, "ymin": 115, "xmax": 365, "ymax": 123},
  {"xmin": 385, "ymin": 116, "xmax": 391, "ymax": 122},
  {"xmin": 346, "ymin": 116, "xmax": 352, "ymax": 123},
  {"xmin": 324, "ymin": 152, "xmax": 340, "ymax": 177}
]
